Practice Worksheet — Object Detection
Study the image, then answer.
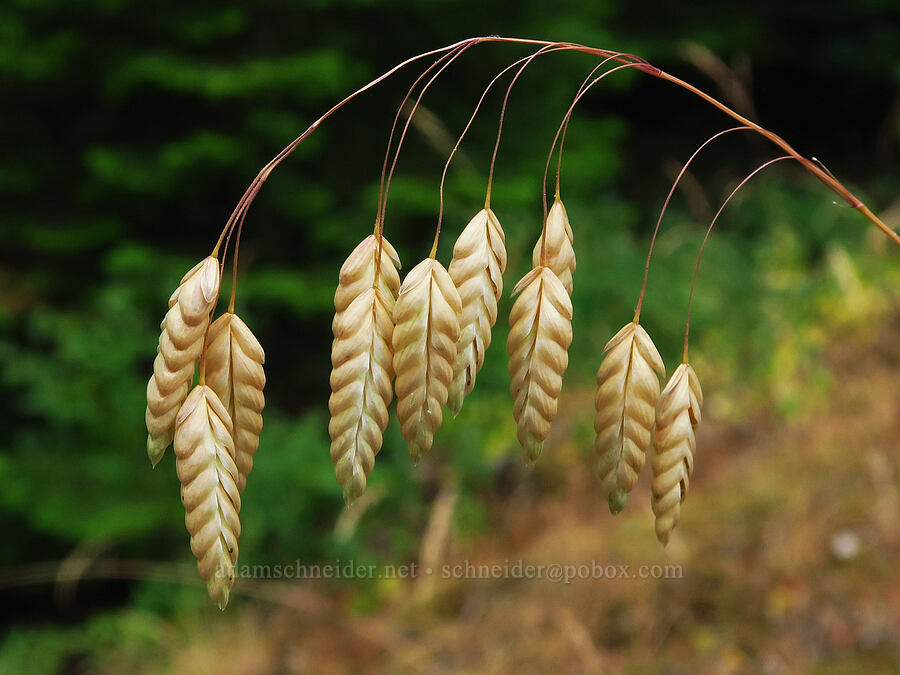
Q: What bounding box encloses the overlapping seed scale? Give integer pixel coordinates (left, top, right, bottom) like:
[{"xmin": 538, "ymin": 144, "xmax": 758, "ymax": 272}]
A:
[
  {"xmin": 328, "ymin": 286, "xmax": 395, "ymax": 504},
  {"xmin": 174, "ymin": 385, "xmax": 241, "ymax": 610},
  {"xmin": 146, "ymin": 257, "xmax": 220, "ymax": 466},
  {"xmin": 594, "ymin": 321, "xmax": 665, "ymax": 514},
  {"xmin": 205, "ymin": 312, "xmax": 266, "ymax": 494},
  {"xmin": 532, "ymin": 197, "xmax": 575, "ymax": 295},
  {"xmin": 333, "ymin": 234, "xmax": 401, "ymax": 332},
  {"xmin": 393, "ymin": 258, "xmax": 461, "ymax": 463},
  {"xmin": 507, "ymin": 266, "xmax": 573, "ymax": 461},
  {"xmin": 651, "ymin": 363, "xmax": 703, "ymax": 545},
  {"xmin": 448, "ymin": 208, "xmax": 507, "ymax": 416}
]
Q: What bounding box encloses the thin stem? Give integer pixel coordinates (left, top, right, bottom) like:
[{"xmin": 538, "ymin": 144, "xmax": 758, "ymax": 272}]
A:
[
  {"xmin": 437, "ymin": 45, "xmax": 570, "ymax": 231},
  {"xmin": 374, "ymin": 45, "xmax": 467, "ymax": 286},
  {"xmin": 377, "ymin": 45, "xmax": 468, "ymax": 232},
  {"xmin": 384, "ymin": 42, "xmax": 476, "ymax": 257},
  {"xmin": 228, "ymin": 211, "xmax": 246, "ymax": 314},
  {"xmin": 553, "ymin": 58, "xmax": 616, "ymax": 198},
  {"xmin": 485, "ymin": 42, "xmax": 579, "ymax": 211},
  {"xmin": 683, "ymin": 155, "xmax": 794, "ymax": 362},
  {"xmin": 539, "ymin": 60, "xmax": 640, "ymax": 264},
  {"xmin": 212, "ymin": 36, "xmax": 896, "ymax": 282},
  {"xmin": 633, "ymin": 126, "xmax": 753, "ymax": 323}
]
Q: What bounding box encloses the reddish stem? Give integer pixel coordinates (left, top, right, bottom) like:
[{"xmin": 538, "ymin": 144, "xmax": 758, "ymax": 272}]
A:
[
  {"xmin": 437, "ymin": 45, "xmax": 570, "ymax": 232},
  {"xmin": 211, "ymin": 36, "xmax": 896, "ymax": 301},
  {"xmin": 633, "ymin": 126, "xmax": 753, "ymax": 323},
  {"xmin": 683, "ymin": 155, "xmax": 794, "ymax": 361},
  {"xmin": 539, "ymin": 60, "xmax": 640, "ymax": 264}
]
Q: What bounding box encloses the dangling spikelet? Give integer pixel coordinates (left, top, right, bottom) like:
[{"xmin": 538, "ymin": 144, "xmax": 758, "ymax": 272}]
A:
[
  {"xmin": 532, "ymin": 197, "xmax": 575, "ymax": 295},
  {"xmin": 447, "ymin": 208, "xmax": 507, "ymax": 416},
  {"xmin": 329, "ymin": 285, "xmax": 395, "ymax": 504},
  {"xmin": 333, "ymin": 233, "xmax": 401, "ymax": 331},
  {"xmin": 328, "ymin": 235, "xmax": 401, "ymax": 503},
  {"xmin": 507, "ymin": 266, "xmax": 573, "ymax": 461},
  {"xmin": 174, "ymin": 384, "xmax": 241, "ymax": 610},
  {"xmin": 652, "ymin": 363, "xmax": 702, "ymax": 545},
  {"xmin": 393, "ymin": 258, "xmax": 461, "ymax": 463},
  {"xmin": 146, "ymin": 257, "xmax": 220, "ymax": 466},
  {"xmin": 205, "ymin": 312, "xmax": 266, "ymax": 494},
  {"xmin": 594, "ymin": 321, "xmax": 665, "ymax": 514}
]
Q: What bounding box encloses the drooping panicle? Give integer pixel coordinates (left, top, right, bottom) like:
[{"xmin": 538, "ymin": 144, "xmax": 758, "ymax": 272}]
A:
[
  {"xmin": 328, "ymin": 235, "xmax": 401, "ymax": 503},
  {"xmin": 174, "ymin": 385, "xmax": 241, "ymax": 610},
  {"xmin": 145, "ymin": 257, "xmax": 220, "ymax": 466},
  {"xmin": 594, "ymin": 321, "xmax": 665, "ymax": 514},
  {"xmin": 205, "ymin": 312, "xmax": 266, "ymax": 493},
  {"xmin": 507, "ymin": 266, "xmax": 573, "ymax": 461},
  {"xmin": 393, "ymin": 258, "xmax": 461, "ymax": 463},
  {"xmin": 532, "ymin": 197, "xmax": 575, "ymax": 295},
  {"xmin": 448, "ymin": 207, "xmax": 507, "ymax": 416},
  {"xmin": 652, "ymin": 363, "xmax": 703, "ymax": 545}
]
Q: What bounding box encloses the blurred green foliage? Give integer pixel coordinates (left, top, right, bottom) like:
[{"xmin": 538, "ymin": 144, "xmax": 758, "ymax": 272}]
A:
[{"xmin": 0, "ymin": 0, "xmax": 897, "ymax": 671}]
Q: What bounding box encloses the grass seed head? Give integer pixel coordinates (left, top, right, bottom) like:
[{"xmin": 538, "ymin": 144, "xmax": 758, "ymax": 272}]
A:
[
  {"xmin": 393, "ymin": 257, "xmax": 461, "ymax": 463},
  {"xmin": 507, "ymin": 265, "xmax": 573, "ymax": 461},
  {"xmin": 174, "ymin": 384, "xmax": 241, "ymax": 610},
  {"xmin": 145, "ymin": 257, "xmax": 220, "ymax": 466},
  {"xmin": 329, "ymin": 285, "xmax": 395, "ymax": 504},
  {"xmin": 532, "ymin": 197, "xmax": 575, "ymax": 295},
  {"xmin": 594, "ymin": 321, "xmax": 665, "ymax": 514},
  {"xmin": 651, "ymin": 362, "xmax": 702, "ymax": 545},
  {"xmin": 205, "ymin": 312, "xmax": 266, "ymax": 494},
  {"xmin": 447, "ymin": 207, "xmax": 507, "ymax": 417},
  {"xmin": 333, "ymin": 234, "xmax": 401, "ymax": 332}
]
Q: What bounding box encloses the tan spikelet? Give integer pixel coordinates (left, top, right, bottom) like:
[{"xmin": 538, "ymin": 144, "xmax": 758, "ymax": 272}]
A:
[
  {"xmin": 329, "ymin": 285, "xmax": 395, "ymax": 504},
  {"xmin": 145, "ymin": 257, "xmax": 220, "ymax": 466},
  {"xmin": 393, "ymin": 258, "xmax": 461, "ymax": 463},
  {"xmin": 333, "ymin": 234, "xmax": 401, "ymax": 332},
  {"xmin": 447, "ymin": 207, "xmax": 507, "ymax": 416},
  {"xmin": 652, "ymin": 363, "xmax": 702, "ymax": 545},
  {"xmin": 594, "ymin": 321, "xmax": 665, "ymax": 514},
  {"xmin": 507, "ymin": 266, "xmax": 573, "ymax": 461},
  {"xmin": 532, "ymin": 197, "xmax": 575, "ymax": 295},
  {"xmin": 174, "ymin": 385, "xmax": 241, "ymax": 610},
  {"xmin": 205, "ymin": 312, "xmax": 266, "ymax": 494}
]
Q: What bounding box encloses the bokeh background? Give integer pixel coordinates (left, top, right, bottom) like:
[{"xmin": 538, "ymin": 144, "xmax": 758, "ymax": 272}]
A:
[{"xmin": 2, "ymin": 1, "xmax": 899, "ymax": 672}]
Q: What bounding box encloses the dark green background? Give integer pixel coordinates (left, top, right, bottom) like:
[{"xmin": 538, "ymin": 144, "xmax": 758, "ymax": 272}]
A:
[{"xmin": 0, "ymin": 1, "xmax": 897, "ymax": 671}]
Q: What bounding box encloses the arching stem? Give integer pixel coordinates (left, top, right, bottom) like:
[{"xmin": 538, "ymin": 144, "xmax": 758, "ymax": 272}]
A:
[
  {"xmin": 633, "ymin": 126, "xmax": 753, "ymax": 324},
  {"xmin": 683, "ymin": 155, "xmax": 794, "ymax": 362}
]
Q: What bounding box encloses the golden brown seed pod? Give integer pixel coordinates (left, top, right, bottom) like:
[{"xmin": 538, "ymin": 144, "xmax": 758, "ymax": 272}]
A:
[
  {"xmin": 652, "ymin": 363, "xmax": 702, "ymax": 545},
  {"xmin": 507, "ymin": 266, "xmax": 573, "ymax": 461},
  {"xmin": 205, "ymin": 312, "xmax": 266, "ymax": 494},
  {"xmin": 146, "ymin": 257, "xmax": 220, "ymax": 467},
  {"xmin": 174, "ymin": 384, "xmax": 241, "ymax": 610},
  {"xmin": 594, "ymin": 321, "xmax": 665, "ymax": 514},
  {"xmin": 393, "ymin": 258, "xmax": 461, "ymax": 463},
  {"xmin": 532, "ymin": 197, "xmax": 575, "ymax": 295},
  {"xmin": 333, "ymin": 233, "xmax": 401, "ymax": 332},
  {"xmin": 447, "ymin": 207, "xmax": 507, "ymax": 417},
  {"xmin": 329, "ymin": 286, "xmax": 395, "ymax": 504}
]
